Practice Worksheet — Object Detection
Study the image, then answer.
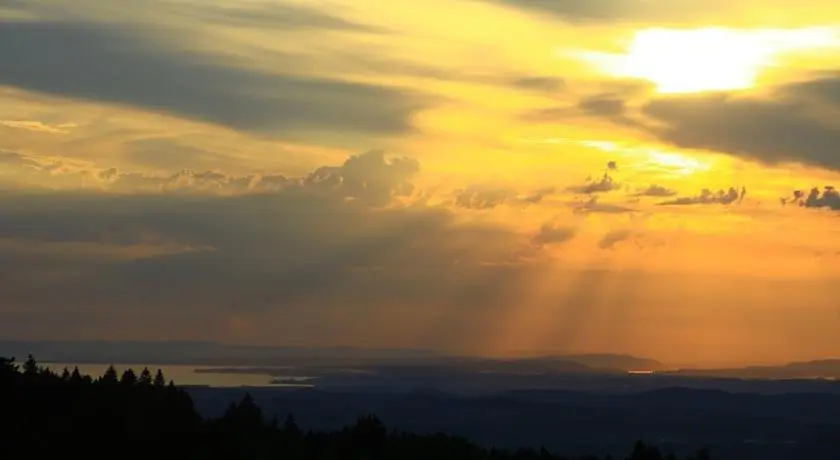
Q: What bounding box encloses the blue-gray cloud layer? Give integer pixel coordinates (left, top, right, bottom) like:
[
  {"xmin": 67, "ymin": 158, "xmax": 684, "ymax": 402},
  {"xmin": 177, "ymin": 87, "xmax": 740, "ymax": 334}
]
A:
[{"xmin": 0, "ymin": 20, "xmax": 429, "ymax": 136}]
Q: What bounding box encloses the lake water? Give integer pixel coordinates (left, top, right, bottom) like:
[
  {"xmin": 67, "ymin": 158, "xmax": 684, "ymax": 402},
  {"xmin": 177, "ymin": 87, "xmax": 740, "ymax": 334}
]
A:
[{"xmin": 40, "ymin": 362, "xmax": 279, "ymax": 387}]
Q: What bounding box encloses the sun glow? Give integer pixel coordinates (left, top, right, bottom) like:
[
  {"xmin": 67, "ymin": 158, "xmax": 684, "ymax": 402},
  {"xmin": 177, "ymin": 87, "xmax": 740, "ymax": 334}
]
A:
[
  {"xmin": 577, "ymin": 27, "xmax": 840, "ymax": 93},
  {"xmin": 646, "ymin": 151, "xmax": 710, "ymax": 176}
]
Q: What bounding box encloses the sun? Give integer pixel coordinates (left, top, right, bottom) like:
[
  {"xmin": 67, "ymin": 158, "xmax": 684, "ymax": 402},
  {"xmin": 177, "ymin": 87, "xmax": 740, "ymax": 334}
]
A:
[
  {"xmin": 615, "ymin": 29, "xmax": 770, "ymax": 93},
  {"xmin": 575, "ymin": 27, "xmax": 838, "ymax": 94},
  {"xmin": 646, "ymin": 150, "xmax": 709, "ymax": 176}
]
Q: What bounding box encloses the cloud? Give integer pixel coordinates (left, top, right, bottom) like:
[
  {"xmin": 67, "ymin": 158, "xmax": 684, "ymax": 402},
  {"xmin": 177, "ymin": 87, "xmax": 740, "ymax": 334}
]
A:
[
  {"xmin": 0, "ymin": 119, "xmax": 74, "ymax": 134},
  {"xmin": 642, "ymin": 92, "xmax": 840, "ymax": 170},
  {"xmin": 166, "ymin": 2, "xmax": 388, "ymax": 33},
  {"xmin": 481, "ymin": 0, "xmax": 702, "ymax": 23},
  {"xmin": 566, "ymin": 74, "xmax": 840, "ymax": 171},
  {"xmin": 636, "ymin": 184, "xmax": 677, "ymax": 197},
  {"xmin": 525, "ymin": 92, "xmax": 645, "ymax": 129},
  {"xmin": 453, "ymin": 186, "xmax": 516, "ymax": 210},
  {"xmin": 0, "ymin": 149, "xmax": 504, "ymax": 248},
  {"xmin": 658, "ymin": 187, "xmax": 744, "ymax": 206},
  {"xmin": 451, "ymin": 185, "xmax": 556, "ymax": 209},
  {"xmin": 579, "ymin": 94, "xmax": 626, "ymax": 117},
  {"xmin": 302, "ymin": 150, "xmax": 419, "ymax": 206},
  {"xmin": 578, "ymin": 94, "xmax": 649, "ymax": 129},
  {"xmin": 568, "ymin": 172, "xmax": 621, "ymax": 194},
  {"xmin": 0, "ymin": 20, "xmax": 431, "ymax": 137},
  {"xmin": 574, "ymin": 196, "xmax": 636, "ymax": 214},
  {"xmin": 0, "ymin": 193, "xmax": 528, "ymax": 344},
  {"xmin": 3, "ymin": 149, "xmax": 647, "ymax": 348},
  {"xmin": 0, "ymin": 151, "xmax": 541, "ymax": 341},
  {"xmin": 478, "ymin": 0, "xmax": 821, "ymax": 26},
  {"xmin": 532, "ymin": 223, "xmax": 576, "ymax": 247},
  {"xmin": 507, "ymin": 76, "xmax": 566, "ymax": 93},
  {"xmin": 0, "ymin": 149, "xmax": 421, "ymax": 206},
  {"xmin": 0, "ymin": 149, "xmax": 283, "ymax": 193},
  {"xmin": 598, "ymin": 229, "xmax": 633, "ymax": 250},
  {"xmin": 5, "ymin": 0, "xmax": 387, "ymax": 33},
  {"xmin": 0, "ymin": 150, "xmax": 40, "ymax": 169},
  {"xmin": 123, "ymin": 138, "xmax": 243, "ymax": 172},
  {"xmin": 783, "ymin": 186, "xmax": 840, "ymax": 210},
  {"xmin": 520, "ymin": 187, "xmax": 557, "ymax": 204}
]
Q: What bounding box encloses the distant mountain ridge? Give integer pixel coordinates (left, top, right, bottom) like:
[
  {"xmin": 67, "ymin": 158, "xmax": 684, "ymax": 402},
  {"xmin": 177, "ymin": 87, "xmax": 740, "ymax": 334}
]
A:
[
  {"xmin": 0, "ymin": 340, "xmax": 668, "ymax": 372},
  {"xmin": 539, "ymin": 353, "xmax": 666, "ymax": 371},
  {"xmin": 10, "ymin": 340, "xmax": 839, "ymax": 379},
  {"xmin": 0, "ymin": 340, "xmax": 443, "ymax": 366},
  {"xmin": 669, "ymin": 358, "xmax": 840, "ymax": 379}
]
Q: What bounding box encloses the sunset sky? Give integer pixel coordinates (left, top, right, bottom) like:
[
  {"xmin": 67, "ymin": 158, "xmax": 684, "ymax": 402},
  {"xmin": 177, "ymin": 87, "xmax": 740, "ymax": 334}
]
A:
[{"xmin": 2, "ymin": 0, "xmax": 840, "ymax": 367}]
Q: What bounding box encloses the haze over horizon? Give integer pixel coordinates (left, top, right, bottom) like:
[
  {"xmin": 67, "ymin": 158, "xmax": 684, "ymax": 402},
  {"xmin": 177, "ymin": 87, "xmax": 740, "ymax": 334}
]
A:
[
  {"xmin": 8, "ymin": 338, "xmax": 840, "ymax": 370},
  {"xmin": 2, "ymin": 0, "xmax": 840, "ymax": 368}
]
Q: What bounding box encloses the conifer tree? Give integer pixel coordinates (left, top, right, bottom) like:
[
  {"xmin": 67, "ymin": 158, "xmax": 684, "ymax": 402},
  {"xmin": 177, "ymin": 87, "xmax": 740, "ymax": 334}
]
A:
[
  {"xmin": 139, "ymin": 367, "xmax": 153, "ymax": 386},
  {"xmin": 120, "ymin": 368, "xmax": 138, "ymax": 386},
  {"xmin": 70, "ymin": 366, "xmax": 83, "ymax": 383},
  {"xmin": 153, "ymin": 369, "xmax": 166, "ymax": 387},
  {"xmin": 23, "ymin": 354, "xmax": 38, "ymax": 377},
  {"xmin": 101, "ymin": 365, "xmax": 119, "ymax": 385}
]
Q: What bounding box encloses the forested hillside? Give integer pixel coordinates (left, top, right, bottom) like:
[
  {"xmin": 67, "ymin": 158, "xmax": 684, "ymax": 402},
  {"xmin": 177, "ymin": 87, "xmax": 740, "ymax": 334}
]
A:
[{"xmin": 1, "ymin": 356, "xmax": 710, "ymax": 460}]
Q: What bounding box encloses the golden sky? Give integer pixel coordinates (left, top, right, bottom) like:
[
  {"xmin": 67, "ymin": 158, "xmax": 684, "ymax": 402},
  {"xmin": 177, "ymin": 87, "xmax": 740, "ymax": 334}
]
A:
[{"xmin": 2, "ymin": 0, "xmax": 840, "ymax": 367}]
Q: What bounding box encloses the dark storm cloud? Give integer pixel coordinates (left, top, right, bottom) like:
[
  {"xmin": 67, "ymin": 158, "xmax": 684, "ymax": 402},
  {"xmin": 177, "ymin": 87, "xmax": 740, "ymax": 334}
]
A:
[{"xmin": 0, "ymin": 20, "xmax": 430, "ymax": 136}]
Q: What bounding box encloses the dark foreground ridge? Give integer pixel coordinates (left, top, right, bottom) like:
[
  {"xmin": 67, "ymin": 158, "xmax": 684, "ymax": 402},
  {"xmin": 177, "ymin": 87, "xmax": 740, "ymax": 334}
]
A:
[{"xmin": 1, "ymin": 356, "xmax": 711, "ymax": 460}]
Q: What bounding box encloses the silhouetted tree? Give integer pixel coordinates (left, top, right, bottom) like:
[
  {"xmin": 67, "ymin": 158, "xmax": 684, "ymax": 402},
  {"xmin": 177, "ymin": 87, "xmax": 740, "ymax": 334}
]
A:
[
  {"xmin": 70, "ymin": 366, "xmax": 83, "ymax": 383},
  {"xmin": 284, "ymin": 414, "xmax": 302, "ymax": 437},
  {"xmin": 138, "ymin": 367, "xmax": 153, "ymax": 386},
  {"xmin": 0, "ymin": 357, "xmax": 18, "ymax": 382},
  {"xmin": 690, "ymin": 448, "xmax": 711, "ymax": 460},
  {"xmin": 627, "ymin": 440, "xmax": 663, "ymax": 460},
  {"xmin": 100, "ymin": 365, "xmax": 119, "ymax": 385},
  {"xmin": 153, "ymin": 369, "xmax": 166, "ymax": 387},
  {"xmin": 23, "ymin": 354, "xmax": 38, "ymax": 378},
  {"xmin": 120, "ymin": 368, "xmax": 138, "ymax": 386},
  {"xmin": 224, "ymin": 393, "xmax": 263, "ymax": 430}
]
